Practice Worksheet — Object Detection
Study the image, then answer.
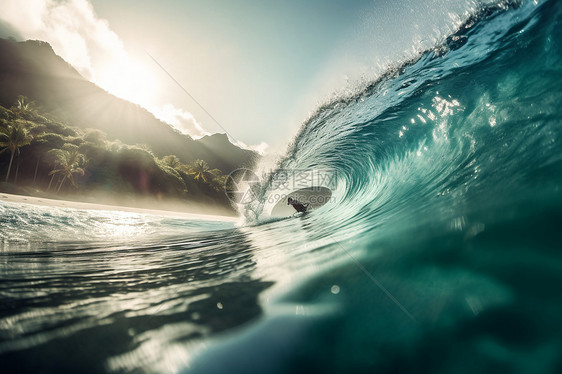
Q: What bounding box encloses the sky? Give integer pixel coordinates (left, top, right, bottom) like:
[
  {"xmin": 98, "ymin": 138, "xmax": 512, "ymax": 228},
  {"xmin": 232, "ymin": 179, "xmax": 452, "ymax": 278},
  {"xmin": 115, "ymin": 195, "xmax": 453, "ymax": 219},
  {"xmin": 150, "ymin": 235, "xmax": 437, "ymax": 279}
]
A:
[{"xmin": 0, "ymin": 0, "xmax": 481, "ymax": 154}]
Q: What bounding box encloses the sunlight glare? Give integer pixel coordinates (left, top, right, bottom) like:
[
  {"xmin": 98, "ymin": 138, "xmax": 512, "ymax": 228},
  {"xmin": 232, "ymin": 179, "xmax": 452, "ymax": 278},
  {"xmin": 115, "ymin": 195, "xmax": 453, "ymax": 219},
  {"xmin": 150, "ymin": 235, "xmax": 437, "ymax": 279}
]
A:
[{"xmin": 95, "ymin": 56, "xmax": 159, "ymax": 107}]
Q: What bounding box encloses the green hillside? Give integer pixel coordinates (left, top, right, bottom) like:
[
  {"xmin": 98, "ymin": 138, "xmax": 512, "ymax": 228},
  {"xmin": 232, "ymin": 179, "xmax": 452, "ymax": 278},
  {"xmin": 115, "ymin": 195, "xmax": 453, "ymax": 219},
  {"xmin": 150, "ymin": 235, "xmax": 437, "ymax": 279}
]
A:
[
  {"xmin": 0, "ymin": 38, "xmax": 257, "ymax": 173},
  {"xmin": 0, "ymin": 38, "xmax": 258, "ymax": 213}
]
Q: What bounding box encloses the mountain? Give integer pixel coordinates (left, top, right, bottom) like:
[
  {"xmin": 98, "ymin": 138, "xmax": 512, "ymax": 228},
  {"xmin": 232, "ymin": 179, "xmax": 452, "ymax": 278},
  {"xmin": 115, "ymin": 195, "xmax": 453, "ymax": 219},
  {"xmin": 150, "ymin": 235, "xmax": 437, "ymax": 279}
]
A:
[
  {"xmin": 198, "ymin": 133, "xmax": 252, "ymax": 168},
  {"xmin": 0, "ymin": 38, "xmax": 257, "ymax": 173}
]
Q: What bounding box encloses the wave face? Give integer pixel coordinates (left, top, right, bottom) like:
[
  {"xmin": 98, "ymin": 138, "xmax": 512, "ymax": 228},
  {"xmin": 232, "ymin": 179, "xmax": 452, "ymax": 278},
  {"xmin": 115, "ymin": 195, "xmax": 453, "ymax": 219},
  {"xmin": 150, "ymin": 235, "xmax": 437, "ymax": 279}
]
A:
[
  {"xmin": 251, "ymin": 0, "xmax": 561, "ymax": 235},
  {"xmin": 1, "ymin": 1, "xmax": 562, "ymax": 373}
]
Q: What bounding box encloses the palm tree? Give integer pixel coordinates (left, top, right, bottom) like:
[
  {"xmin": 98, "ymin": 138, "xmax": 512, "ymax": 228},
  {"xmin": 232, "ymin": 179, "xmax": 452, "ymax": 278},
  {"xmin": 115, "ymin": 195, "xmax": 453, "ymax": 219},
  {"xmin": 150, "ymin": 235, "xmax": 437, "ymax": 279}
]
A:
[
  {"xmin": 0, "ymin": 122, "xmax": 32, "ymax": 182},
  {"xmin": 46, "ymin": 149, "xmax": 64, "ymax": 191},
  {"xmin": 48, "ymin": 148, "xmax": 86, "ymax": 193},
  {"xmin": 161, "ymin": 155, "xmax": 181, "ymax": 169},
  {"xmin": 185, "ymin": 159, "xmax": 221, "ymax": 184},
  {"xmin": 11, "ymin": 95, "xmax": 35, "ymax": 118},
  {"xmin": 210, "ymin": 174, "xmax": 227, "ymax": 192}
]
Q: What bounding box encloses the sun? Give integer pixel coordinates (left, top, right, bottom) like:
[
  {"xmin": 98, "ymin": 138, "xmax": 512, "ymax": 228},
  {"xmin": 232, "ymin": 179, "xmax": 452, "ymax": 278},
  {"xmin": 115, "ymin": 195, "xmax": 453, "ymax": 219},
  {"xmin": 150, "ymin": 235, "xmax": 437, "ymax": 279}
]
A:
[{"xmin": 95, "ymin": 55, "xmax": 159, "ymax": 108}]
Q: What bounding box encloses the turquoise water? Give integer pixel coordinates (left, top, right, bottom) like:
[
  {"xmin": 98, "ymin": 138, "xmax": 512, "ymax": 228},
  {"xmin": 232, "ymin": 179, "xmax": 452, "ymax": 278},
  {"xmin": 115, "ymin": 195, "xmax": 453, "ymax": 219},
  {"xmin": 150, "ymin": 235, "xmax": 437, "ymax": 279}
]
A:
[{"xmin": 1, "ymin": 0, "xmax": 562, "ymax": 372}]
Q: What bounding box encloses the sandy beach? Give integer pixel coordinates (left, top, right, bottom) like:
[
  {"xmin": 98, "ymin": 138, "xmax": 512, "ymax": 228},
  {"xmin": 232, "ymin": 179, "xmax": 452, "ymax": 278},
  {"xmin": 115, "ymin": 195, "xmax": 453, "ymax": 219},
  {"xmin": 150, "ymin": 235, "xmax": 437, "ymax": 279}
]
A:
[{"xmin": 0, "ymin": 192, "xmax": 239, "ymax": 222}]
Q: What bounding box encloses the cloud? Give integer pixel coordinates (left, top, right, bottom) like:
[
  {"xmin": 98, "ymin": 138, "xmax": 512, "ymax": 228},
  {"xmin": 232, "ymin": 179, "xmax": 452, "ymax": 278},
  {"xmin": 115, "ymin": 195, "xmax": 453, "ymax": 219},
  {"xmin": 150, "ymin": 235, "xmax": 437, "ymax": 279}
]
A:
[
  {"xmin": 148, "ymin": 103, "xmax": 267, "ymax": 152},
  {"xmin": 150, "ymin": 104, "xmax": 266, "ymax": 152},
  {"xmin": 0, "ymin": 0, "xmax": 158, "ymax": 106},
  {"xmin": 150, "ymin": 104, "xmax": 209, "ymax": 139},
  {"xmin": 0, "ymin": 1, "xmax": 153, "ymax": 107},
  {"xmin": 0, "ymin": 0, "xmax": 210, "ymax": 137},
  {"xmin": 233, "ymin": 140, "xmax": 269, "ymax": 155},
  {"xmin": 0, "ymin": 0, "xmax": 122, "ymax": 79}
]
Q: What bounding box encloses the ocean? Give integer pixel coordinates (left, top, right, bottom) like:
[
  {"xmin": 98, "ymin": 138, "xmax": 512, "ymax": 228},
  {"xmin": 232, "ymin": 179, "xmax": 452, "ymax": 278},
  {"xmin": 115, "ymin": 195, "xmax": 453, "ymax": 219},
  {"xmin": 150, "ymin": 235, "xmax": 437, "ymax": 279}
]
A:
[{"xmin": 1, "ymin": 0, "xmax": 562, "ymax": 372}]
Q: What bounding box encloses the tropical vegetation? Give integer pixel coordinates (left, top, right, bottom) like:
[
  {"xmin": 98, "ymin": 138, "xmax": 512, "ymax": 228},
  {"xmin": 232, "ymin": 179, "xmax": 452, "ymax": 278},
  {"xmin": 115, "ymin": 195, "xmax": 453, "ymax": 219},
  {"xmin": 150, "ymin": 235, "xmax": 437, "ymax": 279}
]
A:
[
  {"xmin": 0, "ymin": 121, "xmax": 32, "ymax": 182},
  {"xmin": 0, "ymin": 97, "xmax": 233, "ymax": 210}
]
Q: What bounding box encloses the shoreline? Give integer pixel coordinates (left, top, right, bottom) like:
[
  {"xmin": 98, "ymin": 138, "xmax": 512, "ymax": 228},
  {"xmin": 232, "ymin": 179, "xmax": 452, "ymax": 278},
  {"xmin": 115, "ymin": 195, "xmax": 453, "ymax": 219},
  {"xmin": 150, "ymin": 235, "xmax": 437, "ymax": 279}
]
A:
[{"xmin": 0, "ymin": 192, "xmax": 240, "ymax": 223}]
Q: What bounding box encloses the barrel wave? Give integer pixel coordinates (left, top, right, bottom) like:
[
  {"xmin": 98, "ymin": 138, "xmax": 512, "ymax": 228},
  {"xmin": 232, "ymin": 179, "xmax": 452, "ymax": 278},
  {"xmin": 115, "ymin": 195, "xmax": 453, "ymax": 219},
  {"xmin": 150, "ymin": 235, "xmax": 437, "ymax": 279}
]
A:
[
  {"xmin": 1, "ymin": 0, "xmax": 562, "ymax": 373},
  {"xmin": 252, "ymin": 0, "xmax": 561, "ymax": 237}
]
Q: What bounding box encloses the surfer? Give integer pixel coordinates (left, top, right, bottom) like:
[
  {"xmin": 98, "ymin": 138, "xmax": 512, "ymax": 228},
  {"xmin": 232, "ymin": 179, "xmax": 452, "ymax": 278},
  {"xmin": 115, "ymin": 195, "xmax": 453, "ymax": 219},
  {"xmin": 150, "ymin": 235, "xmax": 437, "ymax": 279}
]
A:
[{"xmin": 287, "ymin": 197, "xmax": 309, "ymax": 213}]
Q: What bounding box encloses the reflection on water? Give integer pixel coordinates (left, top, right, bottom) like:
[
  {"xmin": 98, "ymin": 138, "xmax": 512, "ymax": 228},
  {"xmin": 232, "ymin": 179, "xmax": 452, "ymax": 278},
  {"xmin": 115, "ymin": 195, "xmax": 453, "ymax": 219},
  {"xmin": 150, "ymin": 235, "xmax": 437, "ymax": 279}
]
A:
[{"xmin": 0, "ymin": 227, "xmax": 272, "ymax": 373}]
